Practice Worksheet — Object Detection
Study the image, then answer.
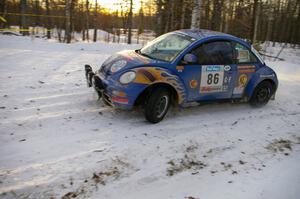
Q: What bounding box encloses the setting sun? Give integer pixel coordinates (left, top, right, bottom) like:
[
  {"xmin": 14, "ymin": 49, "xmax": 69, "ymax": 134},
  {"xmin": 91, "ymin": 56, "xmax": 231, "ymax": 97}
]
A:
[{"xmin": 93, "ymin": 0, "xmax": 143, "ymax": 13}]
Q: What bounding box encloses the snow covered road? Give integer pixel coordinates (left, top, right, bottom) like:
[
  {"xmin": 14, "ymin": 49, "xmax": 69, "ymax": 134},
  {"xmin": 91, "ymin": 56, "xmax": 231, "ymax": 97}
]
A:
[{"xmin": 0, "ymin": 36, "xmax": 300, "ymax": 199}]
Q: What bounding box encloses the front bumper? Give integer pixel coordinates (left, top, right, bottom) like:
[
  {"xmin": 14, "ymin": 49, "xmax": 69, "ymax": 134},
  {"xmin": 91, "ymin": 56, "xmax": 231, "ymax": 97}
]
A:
[{"xmin": 85, "ymin": 65, "xmax": 134, "ymax": 109}]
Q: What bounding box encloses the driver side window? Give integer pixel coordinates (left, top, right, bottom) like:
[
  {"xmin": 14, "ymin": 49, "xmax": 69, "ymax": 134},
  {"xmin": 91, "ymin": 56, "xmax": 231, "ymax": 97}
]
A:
[{"xmin": 191, "ymin": 41, "xmax": 234, "ymax": 65}]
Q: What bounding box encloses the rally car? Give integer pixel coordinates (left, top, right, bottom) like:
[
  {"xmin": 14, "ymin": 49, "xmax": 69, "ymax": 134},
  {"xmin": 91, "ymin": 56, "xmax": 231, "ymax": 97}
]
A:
[{"xmin": 85, "ymin": 29, "xmax": 278, "ymax": 123}]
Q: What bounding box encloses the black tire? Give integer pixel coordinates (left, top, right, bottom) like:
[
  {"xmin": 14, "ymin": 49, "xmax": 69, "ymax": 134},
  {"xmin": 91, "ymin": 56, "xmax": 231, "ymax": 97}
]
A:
[
  {"xmin": 144, "ymin": 87, "xmax": 171, "ymax": 123},
  {"xmin": 250, "ymin": 81, "xmax": 274, "ymax": 107}
]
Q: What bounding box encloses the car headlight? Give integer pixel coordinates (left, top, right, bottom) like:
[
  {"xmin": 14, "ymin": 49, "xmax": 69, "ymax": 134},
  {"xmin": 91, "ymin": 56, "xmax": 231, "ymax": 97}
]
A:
[
  {"xmin": 110, "ymin": 60, "xmax": 127, "ymax": 73},
  {"xmin": 119, "ymin": 71, "xmax": 136, "ymax": 84}
]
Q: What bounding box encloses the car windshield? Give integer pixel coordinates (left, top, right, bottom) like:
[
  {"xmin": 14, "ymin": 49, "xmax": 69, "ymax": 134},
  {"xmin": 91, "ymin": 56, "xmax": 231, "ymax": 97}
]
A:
[{"xmin": 139, "ymin": 33, "xmax": 195, "ymax": 62}]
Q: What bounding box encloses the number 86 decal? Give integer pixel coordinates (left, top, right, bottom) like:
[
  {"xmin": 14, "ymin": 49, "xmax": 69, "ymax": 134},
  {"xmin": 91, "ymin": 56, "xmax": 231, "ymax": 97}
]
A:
[{"xmin": 207, "ymin": 73, "xmax": 219, "ymax": 85}]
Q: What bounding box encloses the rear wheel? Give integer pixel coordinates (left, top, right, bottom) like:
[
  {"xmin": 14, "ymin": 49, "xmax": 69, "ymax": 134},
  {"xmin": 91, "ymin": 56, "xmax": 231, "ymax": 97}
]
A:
[
  {"xmin": 250, "ymin": 81, "xmax": 273, "ymax": 107},
  {"xmin": 144, "ymin": 87, "xmax": 171, "ymax": 123}
]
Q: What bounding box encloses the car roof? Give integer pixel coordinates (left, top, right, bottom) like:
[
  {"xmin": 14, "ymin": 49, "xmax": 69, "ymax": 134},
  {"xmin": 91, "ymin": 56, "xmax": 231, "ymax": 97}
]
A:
[
  {"xmin": 175, "ymin": 29, "xmax": 233, "ymax": 39},
  {"xmin": 174, "ymin": 29, "xmax": 251, "ymax": 48}
]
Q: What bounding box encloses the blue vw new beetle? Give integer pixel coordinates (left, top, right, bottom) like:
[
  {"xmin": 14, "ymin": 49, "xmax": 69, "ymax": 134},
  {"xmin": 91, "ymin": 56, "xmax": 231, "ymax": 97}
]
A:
[{"xmin": 85, "ymin": 29, "xmax": 278, "ymax": 123}]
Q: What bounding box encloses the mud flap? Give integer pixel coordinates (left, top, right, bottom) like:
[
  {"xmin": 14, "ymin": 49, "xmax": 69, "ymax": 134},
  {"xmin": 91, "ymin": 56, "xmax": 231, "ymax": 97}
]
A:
[{"xmin": 85, "ymin": 65, "xmax": 94, "ymax": 87}]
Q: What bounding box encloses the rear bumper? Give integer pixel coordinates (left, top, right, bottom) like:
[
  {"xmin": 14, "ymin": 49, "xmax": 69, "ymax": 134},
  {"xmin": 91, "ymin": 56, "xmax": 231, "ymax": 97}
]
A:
[{"xmin": 85, "ymin": 65, "xmax": 134, "ymax": 110}]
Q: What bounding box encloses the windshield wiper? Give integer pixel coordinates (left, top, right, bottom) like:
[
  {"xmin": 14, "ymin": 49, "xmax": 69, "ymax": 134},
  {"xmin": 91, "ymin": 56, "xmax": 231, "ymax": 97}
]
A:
[
  {"xmin": 135, "ymin": 49, "xmax": 168, "ymax": 62},
  {"xmin": 135, "ymin": 49, "xmax": 141, "ymax": 54},
  {"xmin": 136, "ymin": 50, "xmax": 155, "ymax": 60}
]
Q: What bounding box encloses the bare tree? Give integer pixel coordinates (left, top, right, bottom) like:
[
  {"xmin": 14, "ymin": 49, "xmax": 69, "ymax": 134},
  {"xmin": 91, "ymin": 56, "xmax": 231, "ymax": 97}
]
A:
[
  {"xmin": 251, "ymin": 0, "xmax": 260, "ymax": 43},
  {"xmin": 191, "ymin": 0, "xmax": 201, "ymax": 29},
  {"xmin": 0, "ymin": 0, "xmax": 7, "ymax": 28},
  {"xmin": 156, "ymin": 0, "xmax": 163, "ymax": 36},
  {"xmin": 93, "ymin": 0, "xmax": 98, "ymax": 42},
  {"xmin": 127, "ymin": 0, "xmax": 133, "ymax": 44},
  {"xmin": 85, "ymin": 0, "xmax": 90, "ymax": 41},
  {"xmin": 295, "ymin": 0, "xmax": 300, "ymax": 45},
  {"xmin": 180, "ymin": 0, "xmax": 187, "ymax": 29},
  {"xmin": 65, "ymin": 0, "xmax": 72, "ymax": 43},
  {"xmin": 211, "ymin": 0, "xmax": 223, "ymax": 31},
  {"xmin": 1, "ymin": 0, "xmax": 298, "ymax": 45},
  {"xmin": 45, "ymin": 0, "xmax": 51, "ymax": 39},
  {"xmin": 265, "ymin": 4, "xmax": 274, "ymax": 44},
  {"xmin": 137, "ymin": 0, "xmax": 144, "ymax": 43},
  {"xmin": 20, "ymin": 0, "xmax": 29, "ymax": 35}
]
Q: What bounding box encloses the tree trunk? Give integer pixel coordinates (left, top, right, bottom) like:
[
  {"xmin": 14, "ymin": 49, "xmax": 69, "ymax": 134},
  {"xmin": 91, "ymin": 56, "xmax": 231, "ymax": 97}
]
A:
[
  {"xmin": 285, "ymin": 0, "xmax": 296, "ymax": 44},
  {"xmin": 191, "ymin": 0, "xmax": 201, "ymax": 29},
  {"xmin": 295, "ymin": 1, "xmax": 300, "ymax": 45},
  {"xmin": 65, "ymin": 0, "xmax": 72, "ymax": 43},
  {"xmin": 45, "ymin": 0, "xmax": 51, "ymax": 39},
  {"xmin": 138, "ymin": 1, "xmax": 144, "ymax": 36},
  {"xmin": 211, "ymin": 0, "xmax": 222, "ymax": 31},
  {"xmin": 34, "ymin": 0, "xmax": 40, "ymax": 28},
  {"xmin": 93, "ymin": 0, "xmax": 98, "ymax": 42},
  {"xmin": 164, "ymin": 0, "xmax": 171, "ymax": 33},
  {"xmin": 58, "ymin": 28, "xmax": 62, "ymax": 42},
  {"xmin": 127, "ymin": 0, "xmax": 133, "ymax": 44},
  {"xmin": 82, "ymin": 29, "xmax": 86, "ymax": 41},
  {"xmin": 251, "ymin": 0, "xmax": 260, "ymax": 43},
  {"xmin": 180, "ymin": 0, "xmax": 186, "ymax": 29},
  {"xmin": 170, "ymin": 1, "xmax": 175, "ymax": 30},
  {"xmin": 0, "ymin": 0, "xmax": 7, "ymax": 28},
  {"xmin": 85, "ymin": 0, "xmax": 90, "ymax": 41},
  {"xmin": 204, "ymin": 0, "xmax": 210, "ymax": 29},
  {"xmin": 266, "ymin": 8, "xmax": 273, "ymax": 43},
  {"xmin": 272, "ymin": 0, "xmax": 281, "ymax": 46},
  {"xmin": 156, "ymin": 0, "xmax": 163, "ymax": 36},
  {"xmin": 219, "ymin": 0, "xmax": 226, "ymax": 32},
  {"xmin": 20, "ymin": 0, "xmax": 28, "ymax": 35}
]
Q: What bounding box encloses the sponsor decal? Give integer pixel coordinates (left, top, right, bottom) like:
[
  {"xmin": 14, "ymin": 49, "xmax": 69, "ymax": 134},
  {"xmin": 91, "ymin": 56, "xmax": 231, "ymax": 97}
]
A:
[
  {"xmin": 133, "ymin": 67, "xmax": 186, "ymax": 104},
  {"xmin": 205, "ymin": 65, "xmax": 222, "ymax": 72},
  {"xmin": 176, "ymin": 65, "xmax": 184, "ymax": 72},
  {"xmin": 238, "ymin": 65, "xmax": 255, "ymax": 69},
  {"xmin": 224, "ymin": 65, "xmax": 231, "ymax": 71},
  {"xmin": 200, "ymin": 65, "xmax": 225, "ymax": 93},
  {"xmin": 138, "ymin": 68, "xmax": 156, "ymax": 82},
  {"xmin": 224, "ymin": 76, "xmax": 232, "ymax": 84},
  {"xmin": 233, "ymin": 87, "xmax": 244, "ymax": 95},
  {"xmin": 238, "ymin": 65, "xmax": 256, "ymax": 73},
  {"xmin": 239, "ymin": 69, "xmax": 255, "ymax": 73},
  {"xmin": 200, "ymin": 86, "xmax": 223, "ymax": 92},
  {"xmin": 233, "ymin": 73, "xmax": 248, "ymax": 95},
  {"xmin": 237, "ymin": 50, "xmax": 250, "ymax": 63},
  {"xmin": 189, "ymin": 80, "xmax": 198, "ymax": 88},
  {"xmin": 239, "ymin": 74, "xmax": 248, "ymax": 87}
]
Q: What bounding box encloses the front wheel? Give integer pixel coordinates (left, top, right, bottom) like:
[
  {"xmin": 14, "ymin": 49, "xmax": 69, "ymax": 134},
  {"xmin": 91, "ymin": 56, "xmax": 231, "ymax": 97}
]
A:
[
  {"xmin": 250, "ymin": 81, "xmax": 274, "ymax": 107},
  {"xmin": 144, "ymin": 88, "xmax": 171, "ymax": 123}
]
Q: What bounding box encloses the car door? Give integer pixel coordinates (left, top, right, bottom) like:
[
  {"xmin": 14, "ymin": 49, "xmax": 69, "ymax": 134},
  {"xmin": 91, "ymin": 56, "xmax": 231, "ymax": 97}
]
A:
[{"xmin": 178, "ymin": 40, "xmax": 237, "ymax": 102}]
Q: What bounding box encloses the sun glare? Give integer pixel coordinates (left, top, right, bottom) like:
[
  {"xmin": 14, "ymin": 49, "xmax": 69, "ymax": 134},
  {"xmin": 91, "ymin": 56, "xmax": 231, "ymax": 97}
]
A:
[{"xmin": 93, "ymin": 0, "xmax": 142, "ymax": 14}]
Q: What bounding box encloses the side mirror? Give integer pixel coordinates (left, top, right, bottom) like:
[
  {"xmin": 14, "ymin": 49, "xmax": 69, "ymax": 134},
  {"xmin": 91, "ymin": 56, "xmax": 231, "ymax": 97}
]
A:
[{"xmin": 183, "ymin": 53, "xmax": 198, "ymax": 64}]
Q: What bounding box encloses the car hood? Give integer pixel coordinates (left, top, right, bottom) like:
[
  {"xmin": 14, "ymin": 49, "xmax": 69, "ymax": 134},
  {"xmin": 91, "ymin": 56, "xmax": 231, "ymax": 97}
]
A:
[{"xmin": 99, "ymin": 50, "xmax": 166, "ymax": 76}]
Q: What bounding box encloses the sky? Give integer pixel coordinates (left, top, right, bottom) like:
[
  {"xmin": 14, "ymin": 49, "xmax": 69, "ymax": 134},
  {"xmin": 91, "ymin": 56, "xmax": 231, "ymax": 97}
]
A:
[{"xmin": 96, "ymin": 0, "xmax": 143, "ymax": 13}]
